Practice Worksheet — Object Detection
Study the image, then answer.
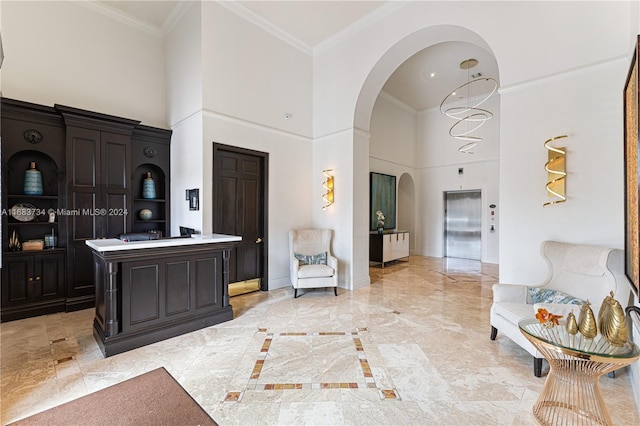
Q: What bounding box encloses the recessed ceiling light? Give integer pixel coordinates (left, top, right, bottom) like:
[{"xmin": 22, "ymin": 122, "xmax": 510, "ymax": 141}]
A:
[{"xmin": 430, "ymin": 72, "xmax": 435, "ymax": 78}]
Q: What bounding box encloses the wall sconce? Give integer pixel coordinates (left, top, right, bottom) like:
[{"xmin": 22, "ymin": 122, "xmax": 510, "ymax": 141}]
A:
[
  {"xmin": 322, "ymin": 169, "xmax": 334, "ymax": 210},
  {"xmin": 543, "ymin": 135, "xmax": 567, "ymax": 207}
]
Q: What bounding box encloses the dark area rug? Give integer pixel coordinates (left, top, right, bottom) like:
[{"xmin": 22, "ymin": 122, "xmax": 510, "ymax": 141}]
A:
[{"xmin": 8, "ymin": 367, "xmax": 217, "ymax": 426}]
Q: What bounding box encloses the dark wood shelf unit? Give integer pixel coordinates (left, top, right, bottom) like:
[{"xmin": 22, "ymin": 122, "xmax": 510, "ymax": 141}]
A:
[
  {"xmin": 1, "ymin": 98, "xmax": 67, "ymax": 321},
  {"xmin": 131, "ymin": 124, "xmax": 172, "ymax": 237},
  {"xmin": 1, "ymin": 97, "xmax": 172, "ymax": 322}
]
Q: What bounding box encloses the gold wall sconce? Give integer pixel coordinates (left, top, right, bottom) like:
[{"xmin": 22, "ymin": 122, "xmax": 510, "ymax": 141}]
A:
[
  {"xmin": 322, "ymin": 169, "xmax": 334, "ymax": 210},
  {"xmin": 543, "ymin": 135, "xmax": 567, "ymax": 207}
]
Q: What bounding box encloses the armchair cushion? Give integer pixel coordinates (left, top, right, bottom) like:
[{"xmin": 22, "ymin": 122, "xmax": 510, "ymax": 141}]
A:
[
  {"xmin": 298, "ymin": 264, "xmax": 334, "ymax": 279},
  {"xmin": 528, "ymin": 288, "xmax": 585, "ymax": 305},
  {"xmin": 294, "ymin": 252, "xmax": 327, "ymax": 265}
]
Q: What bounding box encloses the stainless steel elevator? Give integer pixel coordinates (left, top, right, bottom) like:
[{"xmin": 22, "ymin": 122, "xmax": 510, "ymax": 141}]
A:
[{"xmin": 444, "ymin": 190, "xmax": 481, "ymax": 260}]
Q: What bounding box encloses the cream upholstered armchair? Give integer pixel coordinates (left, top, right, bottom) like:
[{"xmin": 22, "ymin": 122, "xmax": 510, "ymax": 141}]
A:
[
  {"xmin": 289, "ymin": 229, "xmax": 338, "ymax": 298},
  {"xmin": 490, "ymin": 240, "xmax": 630, "ymax": 377}
]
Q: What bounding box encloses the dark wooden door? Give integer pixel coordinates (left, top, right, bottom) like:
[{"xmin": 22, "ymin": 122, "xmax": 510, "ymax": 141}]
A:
[
  {"xmin": 67, "ymin": 126, "xmax": 101, "ymax": 306},
  {"xmin": 212, "ymin": 144, "xmax": 267, "ymax": 288},
  {"xmin": 67, "ymin": 127, "xmax": 130, "ymax": 308}
]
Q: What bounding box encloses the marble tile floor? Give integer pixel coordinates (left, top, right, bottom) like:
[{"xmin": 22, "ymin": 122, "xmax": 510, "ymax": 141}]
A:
[{"xmin": 1, "ymin": 256, "xmax": 639, "ymax": 425}]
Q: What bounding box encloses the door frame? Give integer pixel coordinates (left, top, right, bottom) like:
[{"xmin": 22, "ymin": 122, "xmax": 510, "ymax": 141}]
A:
[{"xmin": 212, "ymin": 143, "xmax": 269, "ymax": 291}]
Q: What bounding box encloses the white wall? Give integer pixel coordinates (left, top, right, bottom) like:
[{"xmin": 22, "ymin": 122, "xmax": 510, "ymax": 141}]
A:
[
  {"xmin": 170, "ymin": 113, "xmax": 204, "ymax": 236},
  {"xmin": 1, "ymin": 1, "xmax": 167, "ymax": 128},
  {"xmin": 165, "ymin": 1, "xmax": 202, "ymax": 128},
  {"xmin": 369, "ymin": 93, "xmax": 418, "ymax": 252},
  {"xmin": 312, "ymin": 131, "xmax": 352, "ymax": 287},
  {"xmin": 369, "ymin": 93, "xmax": 417, "ymax": 169},
  {"xmin": 201, "ymin": 1, "xmax": 312, "ymax": 139},
  {"xmin": 165, "ymin": 2, "xmax": 203, "ymax": 235},
  {"xmin": 500, "ymin": 61, "xmax": 627, "ymax": 283},
  {"xmin": 166, "ymin": 1, "xmax": 315, "ymax": 290}
]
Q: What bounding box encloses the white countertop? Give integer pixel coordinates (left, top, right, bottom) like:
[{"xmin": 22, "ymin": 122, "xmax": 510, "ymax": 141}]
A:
[{"xmin": 86, "ymin": 234, "xmax": 241, "ymax": 252}]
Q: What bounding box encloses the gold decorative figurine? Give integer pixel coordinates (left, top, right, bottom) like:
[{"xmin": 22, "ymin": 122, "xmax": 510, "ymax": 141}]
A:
[
  {"xmin": 8, "ymin": 230, "xmax": 21, "ymax": 251},
  {"xmin": 566, "ymin": 311, "xmax": 578, "ymax": 335},
  {"xmin": 598, "ymin": 291, "xmax": 628, "ymax": 346},
  {"xmin": 578, "ymin": 300, "xmax": 597, "ymax": 339}
]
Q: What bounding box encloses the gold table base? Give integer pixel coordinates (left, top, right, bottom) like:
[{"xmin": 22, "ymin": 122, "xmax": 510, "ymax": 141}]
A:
[
  {"xmin": 532, "ymin": 349, "xmax": 615, "ymax": 425},
  {"xmin": 520, "ymin": 320, "xmax": 640, "ymax": 426}
]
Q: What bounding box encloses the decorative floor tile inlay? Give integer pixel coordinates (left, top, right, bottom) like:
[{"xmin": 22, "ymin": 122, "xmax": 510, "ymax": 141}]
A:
[
  {"xmin": 380, "ymin": 389, "xmax": 400, "ymax": 399},
  {"xmin": 226, "ymin": 328, "xmax": 399, "ymax": 402},
  {"xmin": 223, "ymin": 391, "xmax": 242, "ymax": 402}
]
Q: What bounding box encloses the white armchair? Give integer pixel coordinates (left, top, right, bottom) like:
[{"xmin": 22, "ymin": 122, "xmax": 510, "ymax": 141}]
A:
[
  {"xmin": 289, "ymin": 229, "xmax": 338, "ymax": 298},
  {"xmin": 490, "ymin": 240, "xmax": 631, "ymax": 377}
]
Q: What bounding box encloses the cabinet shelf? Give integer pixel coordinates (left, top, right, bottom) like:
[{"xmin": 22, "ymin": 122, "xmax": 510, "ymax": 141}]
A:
[
  {"xmin": 133, "ymin": 198, "xmax": 166, "ymax": 203},
  {"xmin": 7, "ymin": 194, "xmax": 59, "ymax": 200},
  {"xmin": 4, "ymin": 247, "xmax": 65, "ymax": 256},
  {"xmin": 7, "ymin": 222, "xmax": 59, "ymax": 226}
]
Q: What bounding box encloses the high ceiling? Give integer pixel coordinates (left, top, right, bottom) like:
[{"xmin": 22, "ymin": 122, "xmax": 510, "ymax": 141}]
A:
[{"xmin": 98, "ymin": 1, "xmax": 499, "ymax": 112}]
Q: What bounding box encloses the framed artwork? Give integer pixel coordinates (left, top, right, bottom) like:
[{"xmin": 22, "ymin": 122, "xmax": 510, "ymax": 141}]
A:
[
  {"xmin": 624, "ymin": 35, "xmax": 640, "ymax": 301},
  {"xmin": 370, "ymin": 172, "xmax": 396, "ymax": 231}
]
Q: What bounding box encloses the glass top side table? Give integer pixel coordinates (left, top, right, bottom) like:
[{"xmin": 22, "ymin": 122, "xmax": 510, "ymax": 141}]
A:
[{"xmin": 519, "ymin": 318, "xmax": 640, "ymax": 426}]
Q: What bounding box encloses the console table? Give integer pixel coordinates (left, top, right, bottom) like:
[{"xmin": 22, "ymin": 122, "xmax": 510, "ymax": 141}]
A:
[
  {"xmin": 369, "ymin": 231, "xmax": 409, "ymax": 267},
  {"xmin": 519, "ymin": 318, "xmax": 640, "ymax": 426},
  {"xmin": 87, "ymin": 234, "xmax": 240, "ymax": 356}
]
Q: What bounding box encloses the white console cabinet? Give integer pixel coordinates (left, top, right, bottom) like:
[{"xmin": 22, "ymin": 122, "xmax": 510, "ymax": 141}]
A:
[{"xmin": 369, "ymin": 231, "xmax": 409, "ymax": 266}]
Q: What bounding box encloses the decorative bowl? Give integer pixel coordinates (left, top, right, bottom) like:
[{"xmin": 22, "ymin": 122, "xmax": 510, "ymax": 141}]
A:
[{"xmin": 139, "ymin": 209, "xmax": 153, "ymax": 220}]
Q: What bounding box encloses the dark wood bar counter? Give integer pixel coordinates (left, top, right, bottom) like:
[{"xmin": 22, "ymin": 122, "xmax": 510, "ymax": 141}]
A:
[{"xmin": 86, "ymin": 234, "xmax": 241, "ymax": 356}]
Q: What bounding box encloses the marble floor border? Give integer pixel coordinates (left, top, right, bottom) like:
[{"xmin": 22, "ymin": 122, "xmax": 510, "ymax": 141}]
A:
[{"xmin": 223, "ymin": 327, "xmax": 400, "ymax": 402}]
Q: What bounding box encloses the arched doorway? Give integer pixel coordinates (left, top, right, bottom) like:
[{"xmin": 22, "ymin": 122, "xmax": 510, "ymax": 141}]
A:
[{"xmin": 355, "ymin": 25, "xmax": 500, "ymax": 273}]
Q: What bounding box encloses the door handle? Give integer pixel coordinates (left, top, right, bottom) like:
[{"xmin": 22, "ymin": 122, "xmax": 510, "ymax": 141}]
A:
[{"xmin": 256, "ymin": 238, "xmax": 263, "ymax": 243}]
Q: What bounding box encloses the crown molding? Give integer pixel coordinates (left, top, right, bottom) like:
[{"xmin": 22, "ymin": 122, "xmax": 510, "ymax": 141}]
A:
[
  {"xmin": 499, "ymin": 55, "xmax": 626, "ymax": 95},
  {"xmin": 314, "ymin": 2, "xmax": 407, "ymax": 55},
  {"xmin": 74, "ymin": 1, "xmax": 163, "ymax": 37},
  {"xmin": 217, "ymin": 1, "xmax": 312, "ymax": 56},
  {"xmin": 161, "ymin": 1, "xmax": 194, "ymax": 36},
  {"xmin": 379, "ymin": 91, "xmax": 418, "ymax": 115}
]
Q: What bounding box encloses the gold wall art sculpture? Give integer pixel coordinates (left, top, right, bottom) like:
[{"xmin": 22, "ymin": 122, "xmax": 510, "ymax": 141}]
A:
[
  {"xmin": 543, "ymin": 135, "xmax": 567, "ymax": 207},
  {"xmin": 322, "ymin": 169, "xmax": 334, "ymax": 210}
]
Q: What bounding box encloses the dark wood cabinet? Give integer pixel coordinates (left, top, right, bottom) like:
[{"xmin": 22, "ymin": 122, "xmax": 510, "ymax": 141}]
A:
[
  {"xmin": 58, "ymin": 105, "xmax": 140, "ymax": 311},
  {"xmin": 1, "ymin": 250, "xmax": 65, "ymax": 321},
  {"xmin": 91, "ymin": 242, "xmax": 233, "ymax": 357},
  {"xmin": 120, "ymin": 251, "xmax": 223, "ymax": 333},
  {"xmin": 1, "ymin": 98, "xmax": 172, "ymax": 321}
]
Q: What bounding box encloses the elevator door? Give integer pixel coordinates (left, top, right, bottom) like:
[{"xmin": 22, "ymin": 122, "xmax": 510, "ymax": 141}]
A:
[{"xmin": 444, "ymin": 190, "xmax": 481, "ymax": 260}]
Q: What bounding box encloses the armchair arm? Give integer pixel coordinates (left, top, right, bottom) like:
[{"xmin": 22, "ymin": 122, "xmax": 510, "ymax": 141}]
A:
[
  {"xmin": 492, "ymin": 283, "xmax": 529, "ymax": 303},
  {"xmin": 327, "ymin": 254, "xmax": 338, "ymax": 271},
  {"xmin": 290, "ymin": 257, "xmax": 300, "ymax": 286}
]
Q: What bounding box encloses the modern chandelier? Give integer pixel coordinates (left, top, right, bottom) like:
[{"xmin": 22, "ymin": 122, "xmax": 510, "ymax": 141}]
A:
[{"xmin": 440, "ymin": 58, "xmax": 498, "ymax": 154}]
